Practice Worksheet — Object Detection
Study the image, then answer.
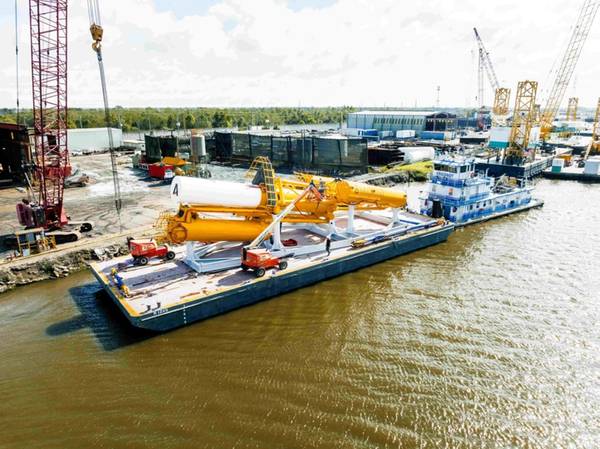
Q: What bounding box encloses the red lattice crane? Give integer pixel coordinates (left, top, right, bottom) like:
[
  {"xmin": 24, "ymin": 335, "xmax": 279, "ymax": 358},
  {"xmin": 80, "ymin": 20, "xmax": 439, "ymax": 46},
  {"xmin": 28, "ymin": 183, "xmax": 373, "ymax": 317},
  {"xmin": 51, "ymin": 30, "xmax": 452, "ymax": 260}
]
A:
[
  {"xmin": 27, "ymin": 0, "xmax": 70, "ymax": 228},
  {"xmin": 16, "ymin": 0, "xmax": 92, "ymax": 242}
]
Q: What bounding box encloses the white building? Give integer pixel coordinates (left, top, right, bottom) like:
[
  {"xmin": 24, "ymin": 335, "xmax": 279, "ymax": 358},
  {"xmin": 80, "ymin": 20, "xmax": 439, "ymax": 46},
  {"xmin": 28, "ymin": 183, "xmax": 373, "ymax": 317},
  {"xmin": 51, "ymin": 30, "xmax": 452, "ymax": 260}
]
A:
[{"xmin": 67, "ymin": 128, "xmax": 123, "ymax": 153}]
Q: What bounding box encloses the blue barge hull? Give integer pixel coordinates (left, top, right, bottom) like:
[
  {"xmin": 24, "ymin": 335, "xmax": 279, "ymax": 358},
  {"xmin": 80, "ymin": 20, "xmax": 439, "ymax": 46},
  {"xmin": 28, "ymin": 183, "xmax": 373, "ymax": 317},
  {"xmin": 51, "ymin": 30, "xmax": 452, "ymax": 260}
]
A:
[{"xmin": 90, "ymin": 223, "xmax": 453, "ymax": 332}]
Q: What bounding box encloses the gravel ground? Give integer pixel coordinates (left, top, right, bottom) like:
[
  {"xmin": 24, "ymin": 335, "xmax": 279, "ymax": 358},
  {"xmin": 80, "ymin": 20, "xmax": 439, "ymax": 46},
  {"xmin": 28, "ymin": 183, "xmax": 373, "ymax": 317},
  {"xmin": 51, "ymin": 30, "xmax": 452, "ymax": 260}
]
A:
[{"xmin": 0, "ymin": 153, "xmax": 248, "ymax": 244}]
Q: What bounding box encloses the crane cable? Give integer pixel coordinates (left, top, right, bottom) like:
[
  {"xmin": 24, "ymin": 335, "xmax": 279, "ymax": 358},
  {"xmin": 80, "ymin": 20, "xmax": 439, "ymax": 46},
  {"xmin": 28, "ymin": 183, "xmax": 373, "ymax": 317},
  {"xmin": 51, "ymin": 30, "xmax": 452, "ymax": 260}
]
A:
[{"xmin": 87, "ymin": 0, "xmax": 123, "ymax": 230}]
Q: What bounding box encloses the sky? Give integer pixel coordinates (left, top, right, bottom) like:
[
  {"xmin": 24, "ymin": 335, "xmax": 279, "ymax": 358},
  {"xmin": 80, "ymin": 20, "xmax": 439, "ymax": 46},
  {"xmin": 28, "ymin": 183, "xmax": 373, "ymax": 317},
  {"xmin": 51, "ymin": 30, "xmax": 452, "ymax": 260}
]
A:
[{"xmin": 0, "ymin": 0, "xmax": 599, "ymax": 109}]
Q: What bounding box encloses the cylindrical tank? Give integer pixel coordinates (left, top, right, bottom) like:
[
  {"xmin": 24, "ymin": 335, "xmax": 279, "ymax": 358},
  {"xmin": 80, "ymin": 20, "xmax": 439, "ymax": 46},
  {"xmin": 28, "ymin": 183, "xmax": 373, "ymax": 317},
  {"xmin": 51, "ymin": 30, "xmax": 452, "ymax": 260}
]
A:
[
  {"xmin": 334, "ymin": 180, "xmax": 406, "ymax": 208},
  {"xmin": 168, "ymin": 218, "xmax": 268, "ymax": 244},
  {"xmin": 171, "ymin": 176, "xmax": 263, "ymax": 208},
  {"xmin": 191, "ymin": 135, "xmax": 206, "ymax": 160}
]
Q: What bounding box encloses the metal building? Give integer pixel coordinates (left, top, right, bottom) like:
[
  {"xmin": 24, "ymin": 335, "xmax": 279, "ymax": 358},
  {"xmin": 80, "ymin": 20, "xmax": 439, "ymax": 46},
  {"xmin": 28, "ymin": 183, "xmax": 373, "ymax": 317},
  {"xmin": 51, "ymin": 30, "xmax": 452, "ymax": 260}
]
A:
[
  {"xmin": 67, "ymin": 128, "xmax": 123, "ymax": 153},
  {"xmin": 347, "ymin": 111, "xmax": 457, "ymax": 137}
]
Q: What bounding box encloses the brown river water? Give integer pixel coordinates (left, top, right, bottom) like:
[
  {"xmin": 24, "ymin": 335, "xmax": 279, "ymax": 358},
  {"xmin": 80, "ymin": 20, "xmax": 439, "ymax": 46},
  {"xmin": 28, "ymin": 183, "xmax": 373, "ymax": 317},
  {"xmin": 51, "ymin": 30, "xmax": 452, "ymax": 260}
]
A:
[{"xmin": 1, "ymin": 179, "xmax": 599, "ymax": 449}]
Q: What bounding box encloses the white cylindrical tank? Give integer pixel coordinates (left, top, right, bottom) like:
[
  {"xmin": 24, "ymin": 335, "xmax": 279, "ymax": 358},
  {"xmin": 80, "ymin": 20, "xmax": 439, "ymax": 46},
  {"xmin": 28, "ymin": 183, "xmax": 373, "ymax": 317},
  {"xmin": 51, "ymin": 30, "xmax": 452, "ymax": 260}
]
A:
[
  {"xmin": 171, "ymin": 176, "xmax": 263, "ymax": 208},
  {"xmin": 402, "ymin": 147, "xmax": 435, "ymax": 163}
]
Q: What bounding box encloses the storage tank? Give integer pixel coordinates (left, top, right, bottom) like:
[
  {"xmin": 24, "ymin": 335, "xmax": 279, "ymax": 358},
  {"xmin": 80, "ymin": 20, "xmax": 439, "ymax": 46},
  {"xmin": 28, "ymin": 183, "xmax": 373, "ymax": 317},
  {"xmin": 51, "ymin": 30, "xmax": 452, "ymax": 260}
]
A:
[
  {"xmin": 171, "ymin": 177, "xmax": 263, "ymax": 208},
  {"xmin": 191, "ymin": 135, "xmax": 206, "ymax": 160},
  {"xmin": 402, "ymin": 147, "xmax": 435, "ymax": 164}
]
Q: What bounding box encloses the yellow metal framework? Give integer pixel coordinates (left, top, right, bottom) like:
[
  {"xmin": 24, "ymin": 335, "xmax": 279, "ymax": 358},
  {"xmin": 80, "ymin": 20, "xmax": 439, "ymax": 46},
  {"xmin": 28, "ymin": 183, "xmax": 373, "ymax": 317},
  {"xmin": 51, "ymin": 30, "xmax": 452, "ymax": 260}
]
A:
[
  {"xmin": 584, "ymin": 97, "xmax": 600, "ymax": 159},
  {"xmin": 566, "ymin": 97, "xmax": 579, "ymax": 121},
  {"xmin": 160, "ymin": 158, "xmax": 408, "ymax": 244},
  {"xmin": 505, "ymin": 81, "xmax": 538, "ymax": 165},
  {"xmin": 246, "ymin": 156, "xmax": 277, "ymax": 210},
  {"xmin": 533, "ymin": 104, "xmax": 541, "ymax": 126},
  {"xmin": 492, "ymin": 87, "xmax": 511, "ymax": 126}
]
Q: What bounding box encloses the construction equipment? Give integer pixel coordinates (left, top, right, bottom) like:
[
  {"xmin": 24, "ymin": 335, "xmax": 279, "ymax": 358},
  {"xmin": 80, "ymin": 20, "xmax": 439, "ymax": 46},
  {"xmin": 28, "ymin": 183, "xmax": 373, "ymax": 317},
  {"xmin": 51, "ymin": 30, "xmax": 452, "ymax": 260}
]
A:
[
  {"xmin": 583, "ymin": 97, "xmax": 600, "ymax": 160},
  {"xmin": 241, "ymin": 182, "xmax": 323, "ymax": 277},
  {"xmin": 504, "ymin": 81, "xmax": 538, "ymax": 165},
  {"xmin": 566, "ymin": 97, "xmax": 579, "ymax": 121},
  {"xmin": 88, "ymin": 0, "xmax": 123, "ymax": 224},
  {"xmin": 161, "ymin": 157, "xmax": 407, "ymax": 244},
  {"xmin": 540, "ymin": 0, "xmax": 599, "ymax": 141},
  {"xmin": 473, "ymin": 27, "xmax": 511, "ymax": 126},
  {"xmin": 18, "ymin": 0, "xmax": 92, "ymax": 243},
  {"xmin": 128, "ymin": 239, "xmax": 175, "ymax": 266}
]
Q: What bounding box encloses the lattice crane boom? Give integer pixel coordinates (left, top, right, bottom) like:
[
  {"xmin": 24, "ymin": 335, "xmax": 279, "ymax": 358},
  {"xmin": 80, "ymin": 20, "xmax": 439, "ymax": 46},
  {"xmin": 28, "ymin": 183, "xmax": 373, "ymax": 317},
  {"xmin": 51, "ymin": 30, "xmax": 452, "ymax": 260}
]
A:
[
  {"xmin": 28, "ymin": 0, "xmax": 70, "ymax": 227},
  {"xmin": 583, "ymin": 97, "xmax": 600, "ymax": 159},
  {"xmin": 473, "ymin": 27, "xmax": 500, "ymax": 92},
  {"xmin": 566, "ymin": 97, "xmax": 579, "ymax": 121},
  {"xmin": 540, "ymin": 0, "xmax": 599, "ymax": 139},
  {"xmin": 505, "ymin": 80, "xmax": 538, "ymax": 165}
]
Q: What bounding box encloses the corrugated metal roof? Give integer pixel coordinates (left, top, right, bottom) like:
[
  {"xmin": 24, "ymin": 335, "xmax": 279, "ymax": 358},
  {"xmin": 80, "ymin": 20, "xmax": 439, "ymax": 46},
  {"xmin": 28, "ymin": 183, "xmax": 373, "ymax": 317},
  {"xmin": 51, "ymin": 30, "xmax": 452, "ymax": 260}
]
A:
[{"xmin": 350, "ymin": 110, "xmax": 439, "ymax": 116}]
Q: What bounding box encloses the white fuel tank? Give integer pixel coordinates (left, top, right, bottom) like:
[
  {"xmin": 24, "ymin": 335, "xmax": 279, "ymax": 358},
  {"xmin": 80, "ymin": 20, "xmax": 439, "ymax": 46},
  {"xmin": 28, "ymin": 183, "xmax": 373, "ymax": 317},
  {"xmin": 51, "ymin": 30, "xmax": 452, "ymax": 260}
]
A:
[{"xmin": 170, "ymin": 176, "xmax": 263, "ymax": 208}]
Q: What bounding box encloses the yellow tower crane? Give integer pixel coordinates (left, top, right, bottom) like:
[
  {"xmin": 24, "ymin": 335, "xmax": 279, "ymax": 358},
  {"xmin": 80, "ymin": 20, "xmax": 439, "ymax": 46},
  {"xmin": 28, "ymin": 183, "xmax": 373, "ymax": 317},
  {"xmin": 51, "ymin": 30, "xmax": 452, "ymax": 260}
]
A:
[
  {"xmin": 583, "ymin": 97, "xmax": 600, "ymax": 160},
  {"xmin": 492, "ymin": 88, "xmax": 511, "ymax": 121},
  {"xmin": 504, "ymin": 81, "xmax": 538, "ymax": 165},
  {"xmin": 566, "ymin": 97, "xmax": 579, "ymax": 121},
  {"xmin": 540, "ymin": 0, "xmax": 599, "ymax": 141}
]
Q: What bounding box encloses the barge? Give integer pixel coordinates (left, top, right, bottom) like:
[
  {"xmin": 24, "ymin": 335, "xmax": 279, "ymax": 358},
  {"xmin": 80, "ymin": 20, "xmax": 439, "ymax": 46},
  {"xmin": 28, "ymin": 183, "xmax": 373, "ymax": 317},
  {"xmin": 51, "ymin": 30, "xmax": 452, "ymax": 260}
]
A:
[
  {"xmin": 91, "ymin": 212, "xmax": 453, "ymax": 331},
  {"xmin": 90, "ymin": 158, "xmax": 453, "ymax": 331}
]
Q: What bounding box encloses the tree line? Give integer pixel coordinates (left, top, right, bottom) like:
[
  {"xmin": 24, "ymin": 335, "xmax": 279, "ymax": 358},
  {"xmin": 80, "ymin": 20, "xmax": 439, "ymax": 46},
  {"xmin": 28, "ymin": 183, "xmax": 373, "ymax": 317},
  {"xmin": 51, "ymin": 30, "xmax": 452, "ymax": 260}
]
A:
[{"xmin": 0, "ymin": 107, "xmax": 357, "ymax": 132}]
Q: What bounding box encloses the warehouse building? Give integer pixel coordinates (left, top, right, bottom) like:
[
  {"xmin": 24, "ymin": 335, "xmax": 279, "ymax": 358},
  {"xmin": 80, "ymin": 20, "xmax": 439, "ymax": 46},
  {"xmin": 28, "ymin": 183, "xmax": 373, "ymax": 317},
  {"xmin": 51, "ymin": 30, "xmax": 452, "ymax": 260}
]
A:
[
  {"xmin": 67, "ymin": 128, "xmax": 123, "ymax": 153},
  {"xmin": 346, "ymin": 111, "xmax": 457, "ymax": 138},
  {"xmin": 211, "ymin": 130, "xmax": 367, "ymax": 174},
  {"xmin": 0, "ymin": 123, "xmax": 31, "ymax": 187}
]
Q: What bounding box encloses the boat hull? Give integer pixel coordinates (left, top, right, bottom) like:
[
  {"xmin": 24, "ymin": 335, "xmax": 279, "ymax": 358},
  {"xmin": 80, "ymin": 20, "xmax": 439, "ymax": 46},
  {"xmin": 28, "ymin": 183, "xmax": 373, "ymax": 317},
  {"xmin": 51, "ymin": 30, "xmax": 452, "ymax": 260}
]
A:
[{"xmin": 91, "ymin": 224, "xmax": 453, "ymax": 332}]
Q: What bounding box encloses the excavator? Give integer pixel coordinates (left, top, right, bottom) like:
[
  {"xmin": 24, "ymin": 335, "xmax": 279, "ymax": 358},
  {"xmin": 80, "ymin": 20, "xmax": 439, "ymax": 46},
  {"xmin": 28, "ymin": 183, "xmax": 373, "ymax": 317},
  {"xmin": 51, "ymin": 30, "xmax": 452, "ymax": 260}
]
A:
[{"xmin": 159, "ymin": 157, "xmax": 407, "ymax": 245}]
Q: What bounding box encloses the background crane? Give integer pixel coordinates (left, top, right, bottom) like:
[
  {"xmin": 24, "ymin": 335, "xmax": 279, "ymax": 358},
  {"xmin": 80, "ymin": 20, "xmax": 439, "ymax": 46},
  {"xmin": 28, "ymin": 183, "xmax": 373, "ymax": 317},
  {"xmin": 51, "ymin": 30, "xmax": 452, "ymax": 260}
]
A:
[
  {"xmin": 566, "ymin": 97, "xmax": 579, "ymax": 121},
  {"xmin": 473, "ymin": 27, "xmax": 510, "ymax": 126},
  {"xmin": 504, "ymin": 81, "xmax": 538, "ymax": 165},
  {"xmin": 583, "ymin": 98, "xmax": 600, "ymax": 160},
  {"xmin": 540, "ymin": 0, "xmax": 599, "ymax": 141}
]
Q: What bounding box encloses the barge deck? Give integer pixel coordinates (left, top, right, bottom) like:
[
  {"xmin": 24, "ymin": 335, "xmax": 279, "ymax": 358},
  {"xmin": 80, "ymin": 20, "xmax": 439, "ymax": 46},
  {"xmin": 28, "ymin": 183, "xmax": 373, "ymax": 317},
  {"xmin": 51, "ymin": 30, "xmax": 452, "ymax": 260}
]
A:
[{"xmin": 90, "ymin": 213, "xmax": 453, "ymax": 331}]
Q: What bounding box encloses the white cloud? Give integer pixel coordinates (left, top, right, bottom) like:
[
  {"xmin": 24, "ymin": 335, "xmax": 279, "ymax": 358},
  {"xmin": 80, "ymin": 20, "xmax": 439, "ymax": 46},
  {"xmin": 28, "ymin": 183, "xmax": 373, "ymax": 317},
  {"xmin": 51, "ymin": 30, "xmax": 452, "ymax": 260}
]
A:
[{"xmin": 1, "ymin": 0, "xmax": 599, "ymax": 109}]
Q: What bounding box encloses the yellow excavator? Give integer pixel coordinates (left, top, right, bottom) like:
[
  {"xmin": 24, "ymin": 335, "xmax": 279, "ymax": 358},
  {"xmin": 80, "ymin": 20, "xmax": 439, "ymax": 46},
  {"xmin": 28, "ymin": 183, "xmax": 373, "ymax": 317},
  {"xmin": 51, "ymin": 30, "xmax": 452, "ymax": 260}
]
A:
[{"xmin": 159, "ymin": 157, "xmax": 407, "ymax": 244}]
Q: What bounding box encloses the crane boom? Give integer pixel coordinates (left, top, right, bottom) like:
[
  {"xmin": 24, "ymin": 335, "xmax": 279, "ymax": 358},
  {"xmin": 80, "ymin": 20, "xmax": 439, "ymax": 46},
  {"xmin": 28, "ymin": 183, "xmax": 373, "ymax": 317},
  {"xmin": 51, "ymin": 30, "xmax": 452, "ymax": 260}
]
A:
[
  {"xmin": 583, "ymin": 97, "xmax": 600, "ymax": 159},
  {"xmin": 28, "ymin": 0, "xmax": 70, "ymax": 227},
  {"xmin": 505, "ymin": 80, "xmax": 538, "ymax": 165},
  {"xmin": 540, "ymin": 0, "xmax": 599, "ymax": 139},
  {"xmin": 473, "ymin": 27, "xmax": 500, "ymax": 92}
]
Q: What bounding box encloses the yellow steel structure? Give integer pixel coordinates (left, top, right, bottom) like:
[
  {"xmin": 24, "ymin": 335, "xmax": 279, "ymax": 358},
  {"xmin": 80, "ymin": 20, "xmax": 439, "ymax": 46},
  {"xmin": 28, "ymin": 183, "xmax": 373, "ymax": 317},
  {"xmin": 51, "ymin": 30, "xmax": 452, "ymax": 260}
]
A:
[
  {"xmin": 492, "ymin": 88, "xmax": 511, "ymax": 116},
  {"xmin": 540, "ymin": 0, "xmax": 599, "ymax": 141},
  {"xmin": 533, "ymin": 104, "xmax": 541, "ymax": 126},
  {"xmin": 566, "ymin": 97, "xmax": 579, "ymax": 121},
  {"xmin": 583, "ymin": 97, "xmax": 600, "ymax": 159},
  {"xmin": 492, "ymin": 87, "xmax": 511, "ymax": 126},
  {"xmin": 505, "ymin": 81, "xmax": 538, "ymax": 165},
  {"xmin": 161, "ymin": 160, "xmax": 407, "ymax": 244}
]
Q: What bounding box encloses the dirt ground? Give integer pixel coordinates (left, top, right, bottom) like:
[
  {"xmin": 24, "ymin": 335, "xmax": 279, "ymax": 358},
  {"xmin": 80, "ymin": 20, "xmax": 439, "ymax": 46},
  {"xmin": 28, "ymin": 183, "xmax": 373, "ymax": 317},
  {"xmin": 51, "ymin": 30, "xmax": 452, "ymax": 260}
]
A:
[{"xmin": 0, "ymin": 153, "xmax": 247, "ymax": 244}]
